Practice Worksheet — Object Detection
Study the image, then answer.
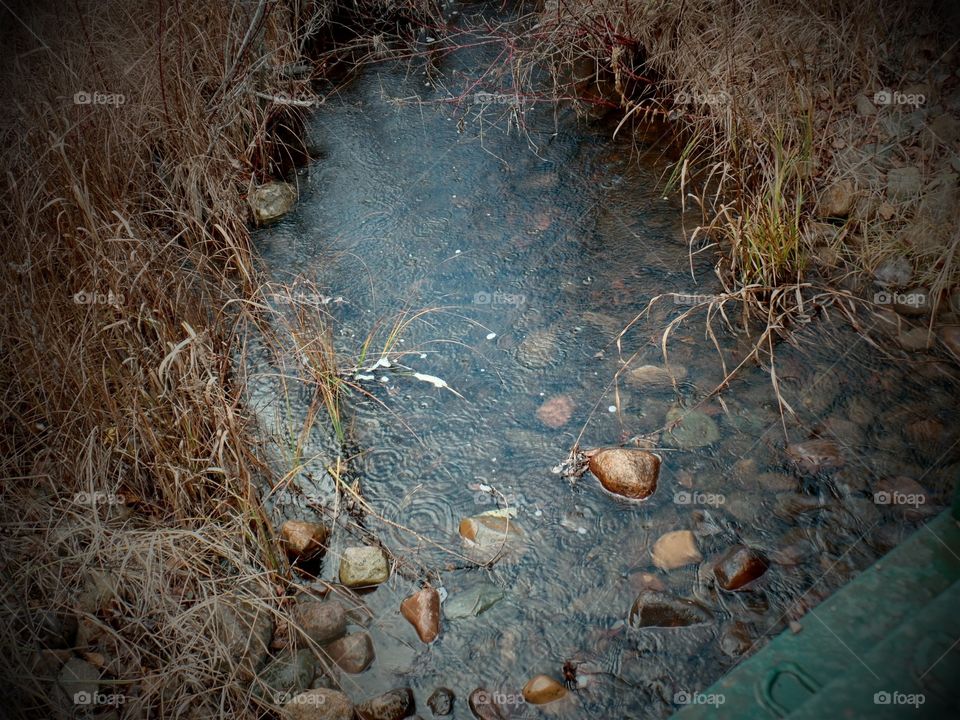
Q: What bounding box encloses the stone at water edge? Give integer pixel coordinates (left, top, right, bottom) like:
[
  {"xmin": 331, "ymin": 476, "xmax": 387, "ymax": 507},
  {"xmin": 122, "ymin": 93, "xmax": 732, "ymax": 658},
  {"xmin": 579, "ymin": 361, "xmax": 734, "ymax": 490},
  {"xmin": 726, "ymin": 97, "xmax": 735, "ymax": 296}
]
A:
[
  {"xmin": 400, "ymin": 587, "xmax": 441, "ymax": 643},
  {"xmin": 939, "ymin": 325, "xmax": 960, "ymax": 360},
  {"xmin": 259, "ymin": 649, "xmax": 316, "ymax": 701},
  {"xmin": 356, "ymin": 688, "xmax": 415, "ymax": 720},
  {"xmin": 522, "ymin": 675, "xmax": 568, "ymax": 705},
  {"xmin": 290, "ymin": 600, "xmax": 347, "ymax": 645},
  {"xmin": 713, "ymin": 545, "xmax": 770, "ymax": 591},
  {"xmin": 587, "ymin": 448, "xmax": 660, "ymax": 500},
  {"xmin": 250, "ymin": 181, "xmax": 297, "ymax": 224},
  {"xmin": 323, "ymin": 632, "xmax": 375, "ymax": 673},
  {"xmin": 283, "ymin": 688, "xmax": 353, "ymax": 720},
  {"xmin": 280, "ymin": 520, "xmax": 330, "ymax": 562},
  {"xmin": 651, "ymin": 530, "xmax": 702, "ymax": 570},
  {"xmin": 427, "ymin": 687, "xmax": 455, "ymax": 716},
  {"xmin": 339, "ymin": 546, "xmax": 389, "ymax": 588},
  {"xmin": 628, "ymin": 590, "xmax": 713, "ymax": 628}
]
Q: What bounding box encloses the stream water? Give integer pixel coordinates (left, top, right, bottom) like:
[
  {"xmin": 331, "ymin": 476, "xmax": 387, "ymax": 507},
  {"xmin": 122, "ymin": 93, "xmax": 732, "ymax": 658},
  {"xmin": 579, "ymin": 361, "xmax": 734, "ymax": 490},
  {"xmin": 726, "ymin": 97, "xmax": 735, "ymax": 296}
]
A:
[{"xmin": 249, "ymin": 6, "xmax": 959, "ymax": 717}]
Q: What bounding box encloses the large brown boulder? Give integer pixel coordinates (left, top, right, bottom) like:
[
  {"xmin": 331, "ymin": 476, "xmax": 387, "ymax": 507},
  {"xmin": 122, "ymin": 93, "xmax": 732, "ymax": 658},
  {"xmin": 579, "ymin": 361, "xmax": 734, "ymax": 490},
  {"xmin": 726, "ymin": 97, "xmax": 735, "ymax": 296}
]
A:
[{"xmin": 588, "ymin": 448, "xmax": 660, "ymax": 500}]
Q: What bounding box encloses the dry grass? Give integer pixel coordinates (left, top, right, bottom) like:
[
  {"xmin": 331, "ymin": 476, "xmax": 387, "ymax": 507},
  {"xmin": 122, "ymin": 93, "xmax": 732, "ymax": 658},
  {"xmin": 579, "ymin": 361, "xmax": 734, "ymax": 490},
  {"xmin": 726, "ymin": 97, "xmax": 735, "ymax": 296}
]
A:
[
  {"xmin": 520, "ymin": 0, "xmax": 959, "ymax": 306},
  {"xmin": 0, "ymin": 0, "xmax": 436, "ymax": 716}
]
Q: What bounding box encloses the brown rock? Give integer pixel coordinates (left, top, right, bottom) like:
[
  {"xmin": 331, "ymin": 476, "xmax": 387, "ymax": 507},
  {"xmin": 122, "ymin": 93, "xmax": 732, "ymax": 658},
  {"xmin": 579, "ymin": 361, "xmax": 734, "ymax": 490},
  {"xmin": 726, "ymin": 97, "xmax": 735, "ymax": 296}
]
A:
[
  {"xmin": 628, "ymin": 590, "xmax": 713, "ymax": 628},
  {"xmin": 459, "ymin": 515, "xmax": 523, "ymax": 543},
  {"xmin": 291, "ymin": 600, "xmax": 347, "ymax": 646},
  {"xmin": 356, "ymin": 688, "xmax": 414, "ymax": 720},
  {"xmin": 283, "ymin": 688, "xmax": 353, "ymax": 720},
  {"xmin": 400, "ymin": 588, "xmax": 441, "ymax": 644},
  {"xmin": 650, "ymin": 530, "xmax": 702, "ymax": 570},
  {"xmin": 940, "ymin": 325, "xmax": 960, "ymax": 359},
  {"xmin": 324, "ymin": 632, "xmax": 374, "ymax": 673},
  {"xmin": 719, "ymin": 621, "xmax": 753, "ymax": 657},
  {"xmin": 536, "ymin": 394, "xmax": 575, "ymax": 428},
  {"xmin": 427, "ymin": 687, "xmax": 455, "ymax": 716},
  {"xmin": 522, "ymin": 675, "xmax": 567, "ymax": 704},
  {"xmin": 786, "ymin": 439, "xmax": 844, "ymax": 473},
  {"xmin": 281, "ymin": 520, "xmax": 330, "ymax": 562},
  {"xmin": 714, "ymin": 545, "xmax": 770, "ymax": 591},
  {"xmin": 588, "ymin": 448, "xmax": 660, "ymax": 500},
  {"xmin": 898, "ymin": 326, "xmax": 934, "ymax": 352},
  {"xmin": 625, "ymin": 364, "xmax": 687, "ymax": 388}
]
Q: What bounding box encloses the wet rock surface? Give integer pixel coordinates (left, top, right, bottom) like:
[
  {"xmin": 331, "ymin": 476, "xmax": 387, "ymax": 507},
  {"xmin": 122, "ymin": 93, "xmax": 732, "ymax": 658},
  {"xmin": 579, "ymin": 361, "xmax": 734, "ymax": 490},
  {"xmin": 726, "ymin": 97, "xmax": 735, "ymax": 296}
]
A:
[
  {"xmin": 281, "ymin": 520, "xmax": 330, "ymax": 563},
  {"xmin": 588, "ymin": 448, "xmax": 660, "ymax": 500},
  {"xmin": 651, "ymin": 530, "xmax": 702, "ymax": 570},
  {"xmin": 427, "ymin": 687, "xmax": 455, "ymax": 716},
  {"xmin": 400, "ymin": 587, "xmax": 441, "ymax": 643},
  {"xmin": 292, "ymin": 600, "xmax": 347, "ymax": 645},
  {"xmin": 324, "ymin": 632, "xmax": 375, "ymax": 673},
  {"xmin": 251, "ymin": 181, "xmax": 297, "ymax": 223},
  {"xmin": 444, "ymin": 582, "xmax": 504, "ymax": 619},
  {"xmin": 714, "ymin": 545, "xmax": 770, "ymax": 591},
  {"xmin": 522, "ymin": 674, "xmax": 567, "ymax": 704},
  {"xmin": 629, "ymin": 590, "xmax": 714, "ymax": 628}
]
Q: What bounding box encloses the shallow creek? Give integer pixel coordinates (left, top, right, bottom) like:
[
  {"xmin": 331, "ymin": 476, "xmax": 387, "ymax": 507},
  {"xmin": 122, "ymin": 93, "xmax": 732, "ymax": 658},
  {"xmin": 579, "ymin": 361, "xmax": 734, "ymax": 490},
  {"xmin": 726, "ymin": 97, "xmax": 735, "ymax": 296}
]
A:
[{"xmin": 247, "ymin": 8, "xmax": 959, "ymax": 718}]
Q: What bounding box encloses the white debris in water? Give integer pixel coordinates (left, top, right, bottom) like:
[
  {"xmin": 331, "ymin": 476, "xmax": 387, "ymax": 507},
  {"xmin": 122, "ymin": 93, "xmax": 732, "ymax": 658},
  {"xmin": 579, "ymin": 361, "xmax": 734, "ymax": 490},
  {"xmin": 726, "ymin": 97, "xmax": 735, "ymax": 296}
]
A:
[
  {"xmin": 370, "ymin": 357, "xmax": 392, "ymax": 370},
  {"xmin": 455, "ymin": 249, "xmax": 461, "ymax": 254},
  {"xmin": 356, "ymin": 374, "xmax": 374, "ymax": 381},
  {"xmin": 608, "ymin": 405, "xmax": 617, "ymax": 412},
  {"xmin": 412, "ymin": 372, "xmax": 449, "ymax": 389},
  {"xmin": 577, "ymin": 527, "xmax": 587, "ymax": 535},
  {"xmin": 478, "ymin": 483, "xmax": 492, "ymax": 493},
  {"xmin": 437, "ymin": 586, "xmax": 448, "ymax": 603},
  {"xmin": 486, "ymin": 332, "xmax": 497, "ymax": 340},
  {"xmin": 419, "ymin": 353, "xmax": 427, "ymax": 359},
  {"xmin": 534, "ymin": 509, "xmax": 543, "ymax": 517},
  {"xmin": 379, "ymin": 376, "xmax": 389, "ymax": 383}
]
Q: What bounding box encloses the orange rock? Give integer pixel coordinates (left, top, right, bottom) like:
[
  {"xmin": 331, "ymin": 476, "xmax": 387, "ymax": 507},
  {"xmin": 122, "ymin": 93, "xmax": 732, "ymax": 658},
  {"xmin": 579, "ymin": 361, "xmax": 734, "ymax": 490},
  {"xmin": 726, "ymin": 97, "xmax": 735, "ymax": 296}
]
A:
[
  {"xmin": 522, "ymin": 674, "xmax": 567, "ymax": 704},
  {"xmin": 651, "ymin": 530, "xmax": 702, "ymax": 570},
  {"xmin": 400, "ymin": 588, "xmax": 441, "ymax": 644},
  {"xmin": 280, "ymin": 520, "xmax": 329, "ymax": 562},
  {"xmin": 588, "ymin": 448, "xmax": 660, "ymax": 500}
]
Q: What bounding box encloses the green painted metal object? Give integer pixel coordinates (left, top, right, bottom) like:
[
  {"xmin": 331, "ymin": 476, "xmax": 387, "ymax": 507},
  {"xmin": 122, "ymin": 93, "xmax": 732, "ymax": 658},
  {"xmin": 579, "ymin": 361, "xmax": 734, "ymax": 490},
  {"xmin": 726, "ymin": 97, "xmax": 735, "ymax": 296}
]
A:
[{"xmin": 672, "ymin": 506, "xmax": 960, "ymax": 719}]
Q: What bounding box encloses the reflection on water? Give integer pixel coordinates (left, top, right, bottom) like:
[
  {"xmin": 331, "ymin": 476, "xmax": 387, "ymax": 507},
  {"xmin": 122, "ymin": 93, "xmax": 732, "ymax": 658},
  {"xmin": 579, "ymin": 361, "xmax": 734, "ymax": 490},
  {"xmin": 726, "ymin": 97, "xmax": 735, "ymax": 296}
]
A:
[{"xmin": 251, "ymin": 8, "xmax": 959, "ymax": 717}]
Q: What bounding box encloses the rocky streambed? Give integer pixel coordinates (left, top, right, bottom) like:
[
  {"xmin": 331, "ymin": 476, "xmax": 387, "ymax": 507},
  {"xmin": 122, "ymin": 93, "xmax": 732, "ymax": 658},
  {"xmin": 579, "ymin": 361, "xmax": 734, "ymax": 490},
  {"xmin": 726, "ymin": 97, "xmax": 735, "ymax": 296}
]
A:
[{"xmin": 239, "ymin": 5, "xmax": 960, "ymax": 719}]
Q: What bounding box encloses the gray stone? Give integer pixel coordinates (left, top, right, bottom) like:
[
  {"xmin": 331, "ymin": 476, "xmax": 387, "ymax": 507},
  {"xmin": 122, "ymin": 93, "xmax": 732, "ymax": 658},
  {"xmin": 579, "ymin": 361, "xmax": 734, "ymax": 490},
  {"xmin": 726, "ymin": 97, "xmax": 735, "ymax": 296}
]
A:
[
  {"xmin": 664, "ymin": 408, "xmax": 719, "ymax": 449},
  {"xmin": 291, "ymin": 600, "xmax": 347, "ymax": 645},
  {"xmin": 873, "ymin": 256, "xmax": 913, "ymax": 288},
  {"xmin": 855, "ymin": 94, "xmax": 876, "ymax": 116},
  {"xmin": 444, "ymin": 582, "xmax": 505, "ymax": 620},
  {"xmin": 356, "ymin": 688, "xmax": 414, "ymax": 720},
  {"xmin": 250, "ymin": 181, "xmax": 297, "ymax": 223},
  {"xmin": 628, "ymin": 590, "xmax": 713, "ymax": 628},
  {"xmin": 259, "ymin": 649, "xmax": 316, "ymax": 702},
  {"xmin": 817, "ymin": 179, "xmax": 856, "ymax": 218},
  {"xmin": 324, "ymin": 632, "xmax": 374, "ymax": 673},
  {"xmin": 339, "ymin": 546, "xmax": 389, "ymax": 588},
  {"xmin": 213, "ymin": 595, "xmax": 273, "ymax": 673}
]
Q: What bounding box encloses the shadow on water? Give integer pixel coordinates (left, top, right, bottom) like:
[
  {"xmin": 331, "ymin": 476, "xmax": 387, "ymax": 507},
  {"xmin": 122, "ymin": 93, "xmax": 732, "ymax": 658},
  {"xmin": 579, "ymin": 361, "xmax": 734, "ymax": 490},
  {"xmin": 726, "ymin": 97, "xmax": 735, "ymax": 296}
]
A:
[{"xmin": 249, "ymin": 4, "xmax": 959, "ymax": 716}]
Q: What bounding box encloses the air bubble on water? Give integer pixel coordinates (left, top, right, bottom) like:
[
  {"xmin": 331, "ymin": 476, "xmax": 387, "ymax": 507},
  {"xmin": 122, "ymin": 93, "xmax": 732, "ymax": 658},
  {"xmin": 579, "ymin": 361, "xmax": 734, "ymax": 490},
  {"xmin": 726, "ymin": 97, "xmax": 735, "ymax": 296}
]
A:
[
  {"xmin": 486, "ymin": 332, "xmax": 497, "ymax": 340},
  {"xmin": 608, "ymin": 405, "xmax": 616, "ymax": 412}
]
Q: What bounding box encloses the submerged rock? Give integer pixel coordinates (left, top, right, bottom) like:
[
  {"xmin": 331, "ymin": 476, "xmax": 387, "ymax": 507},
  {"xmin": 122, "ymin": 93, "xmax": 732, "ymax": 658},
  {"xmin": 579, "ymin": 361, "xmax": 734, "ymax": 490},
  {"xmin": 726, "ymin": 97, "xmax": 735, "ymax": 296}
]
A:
[
  {"xmin": 427, "ymin": 687, "xmax": 455, "ymax": 716},
  {"xmin": 713, "ymin": 545, "xmax": 770, "ymax": 591},
  {"xmin": 664, "ymin": 408, "xmax": 719, "ymax": 449},
  {"xmin": 324, "ymin": 632, "xmax": 374, "ymax": 673},
  {"xmin": 339, "ymin": 546, "xmax": 389, "ymax": 588},
  {"xmin": 588, "ymin": 448, "xmax": 660, "ymax": 500},
  {"xmin": 251, "ymin": 181, "xmax": 297, "ymax": 224},
  {"xmin": 625, "ymin": 364, "xmax": 687, "ymax": 388},
  {"xmin": 444, "ymin": 582, "xmax": 504, "ymax": 620},
  {"xmin": 522, "ymin": 675, "xmax": 567, "ymax": 704},
  {"xmin": 536, "ymin": 394, "xmax": 575, "ymax": 428},
  {"xmin": 458, "ymin": 512, "xmax": 525, "ymax": 563},
  {"xmin": 786, "ymin": 439, "xmax": 844, "ymax": 473},
  {"xmin": 259, "ymin": 649, "xmax": 315, "ymax": 701},
  {"xmin": 516, "ymin": 329, "xmax": 559, "ymax": 369},
  {"xmin": 356, "ymin": 688, "xmax": 414, "ymax": 720},
  {"xmin": 284, "ymin": 689, "xmax": 353, "ymax": 720},
  {"xmin": 651, "ymin": 530, "xmax": 702, "ymax": 570},
  {"xmin": 400, "ymin": 588, "xmax": 441, "ymax": 643},
  {"xmin": 719, "ymin": 621, "xmax": 754, "ymax": 657},
  {"xmin": 628, "ymin": 590, "xmax": 713, "ymax": 628},
  {"xmin": 281, "ymin": 520, "xmax": 330, "ymax": 563}
]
